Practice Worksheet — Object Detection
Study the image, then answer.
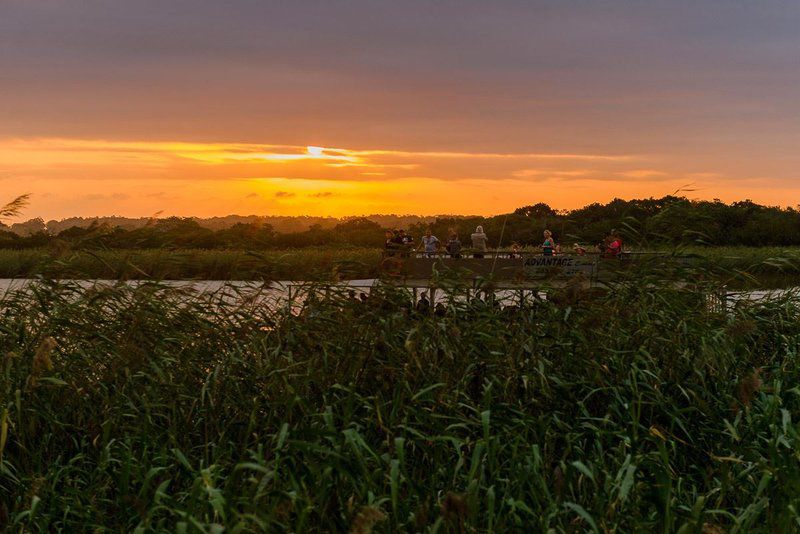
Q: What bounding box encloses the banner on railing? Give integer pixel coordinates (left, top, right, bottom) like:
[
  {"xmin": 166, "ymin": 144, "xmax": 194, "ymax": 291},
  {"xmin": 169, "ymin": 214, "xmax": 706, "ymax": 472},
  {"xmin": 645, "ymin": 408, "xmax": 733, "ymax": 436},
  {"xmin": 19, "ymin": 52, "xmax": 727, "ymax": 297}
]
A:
[{"xmin": 522, "ymin": 256, "xmax": 597, "ymax": 278}]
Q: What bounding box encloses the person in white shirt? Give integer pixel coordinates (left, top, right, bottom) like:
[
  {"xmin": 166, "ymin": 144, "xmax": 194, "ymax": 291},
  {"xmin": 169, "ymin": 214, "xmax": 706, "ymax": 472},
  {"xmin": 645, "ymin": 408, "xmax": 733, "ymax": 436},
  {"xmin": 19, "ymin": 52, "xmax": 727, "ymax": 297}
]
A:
[
  {"xmin": 417, "ymin": 228, "xmax": 440, "ymax": 257},
  {"xmin": 471, "ymin": 226, "xmax": 488, "ymax": 258}
]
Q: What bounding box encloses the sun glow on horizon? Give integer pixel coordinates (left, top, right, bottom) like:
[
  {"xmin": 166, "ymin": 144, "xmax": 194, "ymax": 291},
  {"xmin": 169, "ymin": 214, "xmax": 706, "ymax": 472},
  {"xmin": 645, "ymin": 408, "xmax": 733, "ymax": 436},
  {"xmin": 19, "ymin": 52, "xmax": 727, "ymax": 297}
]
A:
[{"xmin": 2, "ymin": 136, "xmax": 797, "ymax": 221}]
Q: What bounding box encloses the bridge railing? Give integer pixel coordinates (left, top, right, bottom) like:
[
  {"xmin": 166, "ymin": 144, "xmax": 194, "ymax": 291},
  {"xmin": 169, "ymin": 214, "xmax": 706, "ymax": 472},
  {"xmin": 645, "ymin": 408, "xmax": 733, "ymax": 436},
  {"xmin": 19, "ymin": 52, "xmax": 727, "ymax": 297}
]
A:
[
  {"xmin": 382, "ymin": 250, "xmax": 636, "ymax": 260},
  {"xmin": 382, "ymin": 247, "xmax": 675, "ymax": 258}
]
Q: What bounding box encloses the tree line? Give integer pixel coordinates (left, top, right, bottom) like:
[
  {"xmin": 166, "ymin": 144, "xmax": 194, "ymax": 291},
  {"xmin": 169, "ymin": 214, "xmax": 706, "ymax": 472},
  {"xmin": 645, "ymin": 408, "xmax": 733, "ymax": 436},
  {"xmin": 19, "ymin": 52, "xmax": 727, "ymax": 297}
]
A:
[{"xmin": 1, "ymin": 196, "xmax": 799, "ymax": 250}]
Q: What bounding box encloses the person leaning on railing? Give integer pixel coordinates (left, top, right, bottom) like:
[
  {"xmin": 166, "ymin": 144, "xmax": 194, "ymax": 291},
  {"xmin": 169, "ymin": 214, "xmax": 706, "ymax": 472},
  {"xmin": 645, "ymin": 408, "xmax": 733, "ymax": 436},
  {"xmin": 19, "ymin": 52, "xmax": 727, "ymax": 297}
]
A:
[
  {"xmin": 470, "ymin": 226, "xmax": 488, "ymax": 258},
  {"xmin": 384, "ymin": 229, "xmax": 400, "ymax": 256},
  {"xmin": 417, "ymin": 228, "xmax": 440, "ymax": 257},
  {"xmin": 541, "ymin": 229, "xmax": 555, "ymax": 256},
  {"xmin": 397, "ymin": 228, "xmax": 414, "ymax": 257},
  {"xmin": 604, "ymin": 229, "xmax": 623, "ymax": 258},
  {"xmin": 446, "ymin": 232, "xmax": 462, "ymax": 258}
]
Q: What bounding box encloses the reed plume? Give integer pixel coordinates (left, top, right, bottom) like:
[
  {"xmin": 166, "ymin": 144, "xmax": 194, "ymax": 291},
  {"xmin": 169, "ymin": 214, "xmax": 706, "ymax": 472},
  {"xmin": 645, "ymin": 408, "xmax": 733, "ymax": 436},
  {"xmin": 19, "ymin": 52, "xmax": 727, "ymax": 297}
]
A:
[{"xmin": 0, "ymin": 194, "xmax": 31, "ymax": 221}]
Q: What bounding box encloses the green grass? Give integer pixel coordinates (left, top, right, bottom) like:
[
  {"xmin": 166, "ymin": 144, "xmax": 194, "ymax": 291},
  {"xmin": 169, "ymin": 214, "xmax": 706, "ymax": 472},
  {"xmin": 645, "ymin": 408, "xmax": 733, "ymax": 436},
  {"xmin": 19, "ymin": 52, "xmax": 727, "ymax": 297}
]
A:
[
  {"xmin": 677, "ymin": 246, "xmax": 800, "ymax": 289},
  {"xmin": 0, "ymin": 247, "xmax": 382, "ymax": 281},
  {"xmin": 1, "ymin": 264, "xmax": 800, "ymax": 531}
]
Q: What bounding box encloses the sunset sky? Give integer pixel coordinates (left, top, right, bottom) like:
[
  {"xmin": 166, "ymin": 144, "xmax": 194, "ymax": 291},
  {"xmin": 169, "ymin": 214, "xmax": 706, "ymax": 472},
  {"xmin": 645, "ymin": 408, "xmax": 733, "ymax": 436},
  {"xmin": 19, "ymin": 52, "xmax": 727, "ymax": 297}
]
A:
[{"xmin": 2, "ymin": 1, "xmax": 799, "ymax": 220}]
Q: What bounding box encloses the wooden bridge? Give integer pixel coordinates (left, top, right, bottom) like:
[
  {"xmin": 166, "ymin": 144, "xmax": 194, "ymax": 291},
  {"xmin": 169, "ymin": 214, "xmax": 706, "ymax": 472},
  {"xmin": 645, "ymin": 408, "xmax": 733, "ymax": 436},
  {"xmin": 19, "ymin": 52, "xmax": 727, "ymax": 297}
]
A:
[{"xmin": 378, "ymin": 251, "xmax": 679, "ymax": 289}]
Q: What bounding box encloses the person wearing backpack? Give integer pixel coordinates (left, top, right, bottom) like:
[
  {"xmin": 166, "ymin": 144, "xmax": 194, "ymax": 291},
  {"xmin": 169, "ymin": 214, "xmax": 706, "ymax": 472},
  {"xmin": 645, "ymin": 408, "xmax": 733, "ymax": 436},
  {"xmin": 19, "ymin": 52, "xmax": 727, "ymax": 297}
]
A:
[{"xmin": 446, "ymin": 231, "xmax": 462, "ymax": 258}]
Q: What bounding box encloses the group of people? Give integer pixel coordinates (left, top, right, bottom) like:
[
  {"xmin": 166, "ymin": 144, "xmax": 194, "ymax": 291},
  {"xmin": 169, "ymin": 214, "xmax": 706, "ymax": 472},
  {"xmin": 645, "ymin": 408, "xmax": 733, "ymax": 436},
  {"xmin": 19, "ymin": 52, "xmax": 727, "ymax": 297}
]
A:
[
  {"xmin": 572, "ymin": 230, "xmax": 624, "ymax": 258},
  {"xmin": 384, "ymin": 226, "xmax": 490, "ymax": 258},
  {"xmin": 384, "ymin": 227, "xmax": 624, "ymax": 258}
]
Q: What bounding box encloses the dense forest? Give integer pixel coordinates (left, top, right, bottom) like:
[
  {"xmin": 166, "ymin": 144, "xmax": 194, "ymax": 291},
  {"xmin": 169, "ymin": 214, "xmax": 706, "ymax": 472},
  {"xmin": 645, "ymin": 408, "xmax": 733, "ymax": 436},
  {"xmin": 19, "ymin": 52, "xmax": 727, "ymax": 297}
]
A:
[{"xmin": 2, "ymin": 196, "xmax": 800, "ymax": 250}]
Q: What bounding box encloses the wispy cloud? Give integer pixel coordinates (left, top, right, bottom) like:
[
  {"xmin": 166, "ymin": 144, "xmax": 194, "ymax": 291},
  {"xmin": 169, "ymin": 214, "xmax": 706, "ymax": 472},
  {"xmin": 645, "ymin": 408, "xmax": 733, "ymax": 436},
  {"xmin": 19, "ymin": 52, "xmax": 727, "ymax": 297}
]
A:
[
  {"xmin": 354, "ymin": 149, "xmax": 633, "ymax": 161},
  {"xmin": 0, "ymin": 137, "xmax": 737, "ymax": 208},
  {"xmin": 513, "ymin": 169, "xmax": 595, "ymax": 178},
  {"xmin": 82, "ymin": 193, "xmax": 130, "ymax": 201},
  {"xmin": 0, "ymin": 137, "xmax": 662, "ymax": 196},
  {"xmin": 619, "ymin": 169, "xmax": 669, "ymax": 179}
]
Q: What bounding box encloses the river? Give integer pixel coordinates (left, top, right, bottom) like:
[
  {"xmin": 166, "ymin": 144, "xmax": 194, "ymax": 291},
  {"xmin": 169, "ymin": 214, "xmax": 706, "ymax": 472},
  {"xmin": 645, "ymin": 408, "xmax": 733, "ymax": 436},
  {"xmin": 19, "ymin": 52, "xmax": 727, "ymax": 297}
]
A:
[{"xmin": 0, "ymin": 279, "xmax": 795, "ymax": 309}]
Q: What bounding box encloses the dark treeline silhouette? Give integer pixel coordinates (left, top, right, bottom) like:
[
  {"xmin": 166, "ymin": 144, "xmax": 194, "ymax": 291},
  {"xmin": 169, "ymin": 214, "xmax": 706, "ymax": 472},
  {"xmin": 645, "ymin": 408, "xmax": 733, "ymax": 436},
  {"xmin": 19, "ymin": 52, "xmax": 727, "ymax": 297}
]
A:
[{"xmin": 1, "ymin": 196, "xmax": 799, "ymax": 250}]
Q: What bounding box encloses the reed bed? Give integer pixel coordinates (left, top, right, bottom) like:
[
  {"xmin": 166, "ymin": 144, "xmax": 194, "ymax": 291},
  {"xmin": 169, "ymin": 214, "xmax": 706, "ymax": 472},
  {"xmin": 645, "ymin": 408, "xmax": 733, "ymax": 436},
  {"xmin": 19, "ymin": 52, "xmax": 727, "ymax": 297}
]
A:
[
  {"xmin": 0, "ymin": 247, "xmax": 382, "ymax": 281},
  {"xmin": 1, "ymin": 268, "xmax": 800, "ymax": 531}
]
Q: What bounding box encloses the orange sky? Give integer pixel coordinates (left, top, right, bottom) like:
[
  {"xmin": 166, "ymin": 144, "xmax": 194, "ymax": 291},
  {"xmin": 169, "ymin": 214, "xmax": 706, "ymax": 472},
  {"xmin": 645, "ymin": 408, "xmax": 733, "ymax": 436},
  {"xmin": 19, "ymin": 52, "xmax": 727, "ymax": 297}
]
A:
[
  {"xmin": 3, "ymin": 136, "xmax": 799, "ymax": 220},
  {"xmin": 2, "ymin": 2, "xmax": 799, "ymax": 221}
]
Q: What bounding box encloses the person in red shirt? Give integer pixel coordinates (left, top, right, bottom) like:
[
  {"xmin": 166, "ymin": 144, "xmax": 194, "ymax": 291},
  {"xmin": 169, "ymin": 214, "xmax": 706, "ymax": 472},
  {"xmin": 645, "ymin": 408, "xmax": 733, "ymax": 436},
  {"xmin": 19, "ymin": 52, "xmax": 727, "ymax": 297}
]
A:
[{"xmin": 605, "ymin": 230, "xmax": 623, "ymax": 258}]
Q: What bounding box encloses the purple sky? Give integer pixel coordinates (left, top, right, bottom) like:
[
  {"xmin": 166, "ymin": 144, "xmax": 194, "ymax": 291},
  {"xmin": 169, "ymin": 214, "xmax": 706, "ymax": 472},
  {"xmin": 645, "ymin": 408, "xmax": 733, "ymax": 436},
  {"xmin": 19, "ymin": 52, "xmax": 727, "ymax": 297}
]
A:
[{"xmin": 2, "ymin": 1, "xmax": 799, "ymax": 217}]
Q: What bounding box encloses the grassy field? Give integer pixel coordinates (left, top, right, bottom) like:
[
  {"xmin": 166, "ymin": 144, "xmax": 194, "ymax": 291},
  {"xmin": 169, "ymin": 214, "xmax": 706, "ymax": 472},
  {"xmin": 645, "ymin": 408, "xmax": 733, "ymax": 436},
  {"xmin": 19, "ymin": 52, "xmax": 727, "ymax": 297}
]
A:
[
  {"xmin": 1, "ymin": 246, "xmax": 800, "ymax": 286},
  {"xmin": 1, "ymin": 267, "xmax": 800, "ymax": 531},
  {"xmin": 682, "ymin": 246, "xmax": 800, "ymax": 278},
  {"xmin": 0, "ymin": 247, "xmax": 383, "ymax": 281}
]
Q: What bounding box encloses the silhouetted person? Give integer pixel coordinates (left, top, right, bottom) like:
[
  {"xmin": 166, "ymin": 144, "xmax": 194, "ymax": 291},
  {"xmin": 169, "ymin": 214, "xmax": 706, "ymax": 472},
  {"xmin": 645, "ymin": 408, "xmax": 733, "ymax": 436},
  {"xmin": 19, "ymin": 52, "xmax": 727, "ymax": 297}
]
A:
[
  {"xmin": 396, "ymin": 229, "xmax": 413, "ymax": 257},
  {"xmin": 416, "ymin": 294, "xmax": 431, "ymax": 314},
  {"xmin": 605, "ymin": 230, "xmax": 623, "ymax": 258},
  {"xmin": 446, "ymin": 232, "xmax": 462, "ymax": 258},
  {"xmin": 384, "ymin": 230, "xmax": 400, "ymax": 255},
  {"xmin": 471, "ymin": 226, "xmax": 488, "ymax": 258}
]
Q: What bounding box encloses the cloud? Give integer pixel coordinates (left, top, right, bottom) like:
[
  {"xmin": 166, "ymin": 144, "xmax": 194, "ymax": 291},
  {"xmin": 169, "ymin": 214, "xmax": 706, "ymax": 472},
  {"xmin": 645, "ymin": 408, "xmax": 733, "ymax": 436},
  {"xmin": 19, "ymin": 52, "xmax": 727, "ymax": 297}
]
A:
[
  {"xmin": 245, "ymin": 192, "xmax": 261, "ymax": 198},
  {"xmin": 82, "ymin": 193, "xmax": 130, "ymax": 201},
  {"xmin": 2, "ymin": 136, "xmax": 741, "ymax": 198},
  {"xmin": 618, "ymin": 169, "xmax": 669, "ymax": 179},
  {"xmin": 309, "ymin": 191, "xmax": 334, "ymax": 198},
  {"xmin": 686, "ymin": 172, "xmax": 723, "ymax": 179},
  {"xmin": 513, "ymin": 169, "xmax": 594, "ymax": 178}
]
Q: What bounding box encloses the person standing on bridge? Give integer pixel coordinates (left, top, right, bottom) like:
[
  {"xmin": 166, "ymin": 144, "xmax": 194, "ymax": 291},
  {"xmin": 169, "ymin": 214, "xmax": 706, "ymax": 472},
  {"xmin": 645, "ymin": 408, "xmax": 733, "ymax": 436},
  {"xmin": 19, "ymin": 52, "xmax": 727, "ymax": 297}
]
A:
[
  {"xmin": 471, "ymin": 226, "xmax": 489, "ymax": 258},
  {"xmin": 418, "ymin": 228, "xmax": 440, "ymax": 257},
  {"xmin": 605, "ymin": 230, "xmax": 623, "ymax": 258},
  {"xmin": 384, "ymin": 230, "xmax": 400, "ymax": 256},
  {"xmin": 446, "ymin": 231, "xmax": 462, "ymax": 258},
  {"xmin": 541, "ymin": 229, "xmax": 556, "ymax": 256},
  {"xmin": 398, "ymin": 228, "xmax": 414, "ymax": 257}
]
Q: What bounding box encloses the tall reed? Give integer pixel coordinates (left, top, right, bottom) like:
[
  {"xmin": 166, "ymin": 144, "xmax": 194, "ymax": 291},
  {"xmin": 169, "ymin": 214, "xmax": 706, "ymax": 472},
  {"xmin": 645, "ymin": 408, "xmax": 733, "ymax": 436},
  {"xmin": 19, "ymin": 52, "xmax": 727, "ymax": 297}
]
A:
[{"xmin": 1, "ymin": 267, "xmax": 799, "ymax": 531}]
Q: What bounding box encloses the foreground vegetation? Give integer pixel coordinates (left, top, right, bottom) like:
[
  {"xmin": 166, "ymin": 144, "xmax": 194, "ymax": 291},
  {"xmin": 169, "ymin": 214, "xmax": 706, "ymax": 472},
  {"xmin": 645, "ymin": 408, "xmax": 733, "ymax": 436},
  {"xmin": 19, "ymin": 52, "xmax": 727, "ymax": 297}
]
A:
[{"xmin": 1, "ymin": 265, "xmax": 800, "ymax": 531}]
